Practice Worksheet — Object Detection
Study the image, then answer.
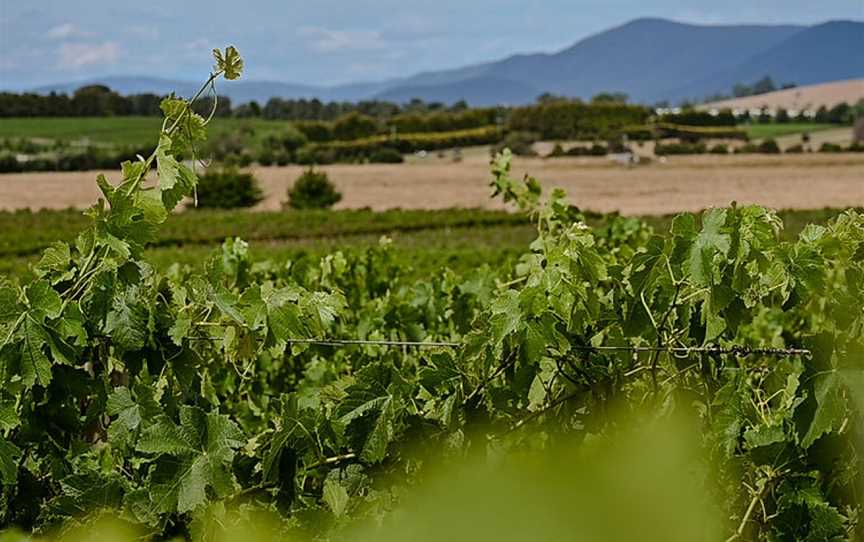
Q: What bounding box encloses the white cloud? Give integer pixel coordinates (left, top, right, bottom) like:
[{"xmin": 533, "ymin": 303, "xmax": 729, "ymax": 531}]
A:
[
  {"xmin": 47, "ymin": 22, "xmax": 90, "ymax": 40},
  {"xmin": 298, "ymin": 26, "xmax": 386, "ymax": 54},
  {"xmin": 57, "ymin": 41, "xmax": 121, "ymax": 69},
  {"xmin": 184, "ymin": 38, "xmax": 216, "ymax": 51},
  {"xmin": 127, "ymin": 25, "xmax": 160, "ymax": 40}
]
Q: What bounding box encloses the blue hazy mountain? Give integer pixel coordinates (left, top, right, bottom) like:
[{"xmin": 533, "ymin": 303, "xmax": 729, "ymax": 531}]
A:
[{"xmin": 25, "ymin": 18, "xmax": 864, "ymax": 106}]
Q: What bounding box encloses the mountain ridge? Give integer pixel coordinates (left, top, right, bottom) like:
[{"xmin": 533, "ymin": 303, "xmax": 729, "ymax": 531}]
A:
[{"xmin": 17, "ymin": 17, "xmax": 864, "ymax": 106}]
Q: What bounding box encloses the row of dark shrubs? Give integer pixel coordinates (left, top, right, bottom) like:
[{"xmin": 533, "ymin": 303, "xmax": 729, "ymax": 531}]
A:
[
  {"xmin": 195, "ymin": 167, "xmax": 341, "ymax": 210},
  {"xmin": 249, "ymin": 145, "xmax": 405, "ymax": 167},
  {"xmin": 654, "ymin": 140, "xmax": 864, "ymax": 156},
  {"xmin": 0, "ymin": 146, "xmax": 153, "ymax": 173}
]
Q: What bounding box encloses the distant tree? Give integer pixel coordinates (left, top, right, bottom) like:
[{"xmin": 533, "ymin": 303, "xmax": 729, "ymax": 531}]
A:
[
  {"xmin": 732, "ymin": 83, "xmax": 752, "ymax": 98},
  {"xmin": 814, "ymin": 105, "xmax": 830, "ymax": 123},
  {"xmin": 71, "ymin": 85, "xmax": 130, "ymax": 116},
  {"xmin": 404, "ymin": 98, "xmax": 428, "ymax": 113},
  {"xmin": 591, "ymin": 92, "xmax": 628, "ymax": 104},
  {"xmin": 192, "ymin": 95, "xmax": 233, "ymax": 118},
  {"xmin": 129, "ymin": 93, "xmax": 163, "ymax": 116},
  {"xmin": 826, "ymin": 103, "xmax": 852, "ymax": 124},
  {"xmin": 233, "ymin": 101, "xmax": 261, "ymax": 118},
  {"xmin": 536, "ymin": 92, "xmax": 566, "ymax": 104},
  {"xmin": 751, "ymin": 76, "xmax": 776, "ymax": 96},
  {"xmin": 775, "ymin": 108, "xmax": 790, "ymax": 123},
  {"xmin": 781, "ymin": 82, "xmax": 797, "ymax": 90},
  {"xmin": 450, "ymin": 100, "xmax": 469, "ymax": 112},
  {"xmin": 332, "ymin": 112, "xmax": 379, "ymax": 140},
  {"xmin": 731, "ymin": 76, "xmax": 776, "ymax": 98}
]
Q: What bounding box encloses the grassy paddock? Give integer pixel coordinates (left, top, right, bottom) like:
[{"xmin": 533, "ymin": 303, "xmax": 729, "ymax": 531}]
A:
[
  {"xmin": 0, "ymin": 207, "xmax": 854, "ymax": 281},
  {"xmin": 0, "ymin": 117, "xmax": 295, "ymax": 147},
  {"xmin": 0, "ymin": 208, "xmax": 530, "ymax": 257},
  {"xmin": 741, "ymin": 122, "xmax": 836, "ymax": 140}
]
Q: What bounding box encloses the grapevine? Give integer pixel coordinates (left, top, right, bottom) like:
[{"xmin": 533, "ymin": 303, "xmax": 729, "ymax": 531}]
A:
[{"xmin": 0, "ymin": 47, "xmax": 862, "ymax": 541}]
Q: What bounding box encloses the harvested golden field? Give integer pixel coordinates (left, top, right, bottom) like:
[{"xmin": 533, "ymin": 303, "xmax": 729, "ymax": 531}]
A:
[
  {"xmin": 702, "ymin": 79, "xmax": 864, "ymax": 111},
  {"xmin": 1, "ymin": 153, "xmax": 862, "ymax": 216}
]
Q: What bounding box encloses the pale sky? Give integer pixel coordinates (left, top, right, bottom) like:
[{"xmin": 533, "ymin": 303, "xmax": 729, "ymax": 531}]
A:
[{"xmin": 1, "ymin": 0, "xmax": 862, "ymax": 89}]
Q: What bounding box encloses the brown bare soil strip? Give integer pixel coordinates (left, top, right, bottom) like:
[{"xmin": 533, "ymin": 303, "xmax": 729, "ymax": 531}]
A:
[{"xmin": 1, "ymin": 153, "xmax": 862, "ymax": 216}]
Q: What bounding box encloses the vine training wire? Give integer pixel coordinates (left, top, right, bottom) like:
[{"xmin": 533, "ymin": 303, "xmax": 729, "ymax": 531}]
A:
[{"xmin": 283, "ymin": 338, "xmax": 810, "ymax": 357}]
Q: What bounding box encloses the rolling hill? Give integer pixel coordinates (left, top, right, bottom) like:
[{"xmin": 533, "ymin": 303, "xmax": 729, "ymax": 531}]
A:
[{"xmin": 24, "ymin": 18, "xmax": 864, "ymax": 106}]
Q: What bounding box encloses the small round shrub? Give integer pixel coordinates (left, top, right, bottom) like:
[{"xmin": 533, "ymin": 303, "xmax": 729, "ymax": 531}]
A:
[
  {"xmin": 257, "ymin": 148, "xmax": 274, "ymax": 166},
  {"xmin": 286, "ymin": 167, "xmax": 342, "ymax": 210},
  {"xmin": 491, "ymin": 131, "xmax": 538, "ymax": 157},
  {"xmin": 785, "ymin": 144, "xmax": 804, "ymax": 154},
  {"xmin": 758, "ymin": 139, "xmax": 781, "ymax": 154},
  {"xmin": 0, "ymin": 153, "xmax": 22, "ymax": 173},
  {"xmin": 654, "ymin": 142, "xmax": 706, "ymax": 155},
  {"xmin": 589, "ymin": 143, "xmax": 609, "ymax": 156},
  {"xmin": 546, "ymin": 143, "xmax": 566, "ymax": 158},
  {"xmin": 296, "ymin": 146, "xmax": 336, "ymax": 165},
  {"xmin": 819, "ymin": 142, "xmax": 844, "ymax": 153},
  {"xmin": 369, "ymin": 148, "xmax": 404, "ymax": 163},
  {"xmin": 274, "ymin": 151, "xmax": 291, "ymax": 166},
  {"xmin": 223, "ymin": 152, "xmax": 253, "ymax": 167},
  {"xmin": 194, "ymin": 167, "xmax": 264, "ymax": 210},
  {"xmin": 709, "ymin": 144, "xmax": 729, "ymax": 154},
  {"xmin": 564, "ymin": 144, "xmax": 608, "ymax": 157}
]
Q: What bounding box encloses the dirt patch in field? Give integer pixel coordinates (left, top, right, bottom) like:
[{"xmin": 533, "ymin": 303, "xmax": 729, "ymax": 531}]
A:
[{"xmin": 1, "ymin": 153, "xmax": 862, "ymax": 216}]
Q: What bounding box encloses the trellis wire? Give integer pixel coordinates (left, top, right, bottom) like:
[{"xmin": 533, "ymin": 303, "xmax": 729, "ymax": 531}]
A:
[{"xmin": 282, "ymin": 338, "xmax": 810, "ymax": 357}]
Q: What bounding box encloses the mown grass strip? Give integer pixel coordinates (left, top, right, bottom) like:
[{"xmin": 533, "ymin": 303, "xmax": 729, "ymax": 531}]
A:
[{"xmin": 0, "ymin": 208, "xmax": 531, "ymax": 257}]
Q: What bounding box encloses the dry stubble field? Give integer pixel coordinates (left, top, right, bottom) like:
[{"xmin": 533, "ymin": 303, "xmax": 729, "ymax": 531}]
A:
[{"xmin": 1, "ymin": 152, "xmax": 862, "ymax": 216}]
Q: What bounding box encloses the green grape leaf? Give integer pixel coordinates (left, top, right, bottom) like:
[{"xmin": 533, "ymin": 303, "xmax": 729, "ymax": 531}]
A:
[
  {"xmin": 490, "ymin": 289, "xmax": 523, "ymax": 344},
  {"xmin": 105, "ymin": 290, "xmax": 149, "ymax": 351},
  {"xmin": 169, "ymin": 315, "xmax": 192, "ymax": 346},
  {"xmin": 136, "ymin": 419, "xmax": 197, "ymax": 455},
  {"xmin": 323, "ymin": 479, "xmax": 349, "ymax": 517},
  {"xmin": 156, "ymin": 135, "xmax": 180, "ymax": 192},
  {"xmin": 213, "ymin": 46, "xmax": 243, "ymax": 80},
  {"xmin": 212, "ymin": 288, "xmax": 246, "ymax": 325},
  {"xmin": 20, "ymin": 317, "xmax": 52, "ymax": 388},
  {"xmin": 134, "ymin": 187, "xmax": 169, "ymax": 225},
  {"xmin": 306, "ymin": 291, "xmax": 346, "ymax": 330},
  {"xmin": 160, "ymin": 96, "xmax": 187, "ymax": 121},
  {"xmin": 801, "ymin": 372, "xmax": 846, "ymax": 448},
  {"xmin": 359, "ymin": 396, "xmax": 394, "ymax": 464},
  {"xmin": 177, "ymin": 456, "xmax": 209, "ymax": 513},
  {"xmin": 0, "ymin": 436, "xmax": 21, "ymax": 485},
  {"xmin": 162, "ymin": 163, "xmax": 198, "ymax": 211},
  {"xmin": 138, "ymin": 407, "xmax": 243, "ymax": 514},
  {"xmin": 25, "ymin": 280, "xmax": 62, "ymax": 321},
  {"xmin": 689, "ymin": 209, "xmax": 730, "ymax": 286},
  {"xmin": 0, "ymin": 399, "xmax": 19, "ymax": 432},
  {"xmin": 744, "ymin": 424, "xmax": 785, "ymax": 449},
  {"xmin": 0, "ymin": 287, "xmax": 18, "ymax": 323},
  {"xmin": 35, "ymin": 242, "xmax": 71, "ymax": 277},
  {"xmin": 106, "ymin": 387, "xmax": 144, "ymax": 448}
]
